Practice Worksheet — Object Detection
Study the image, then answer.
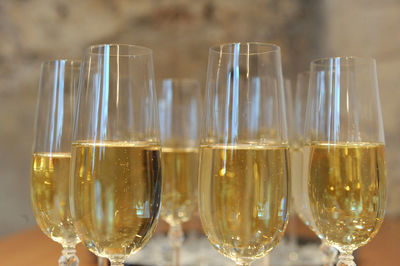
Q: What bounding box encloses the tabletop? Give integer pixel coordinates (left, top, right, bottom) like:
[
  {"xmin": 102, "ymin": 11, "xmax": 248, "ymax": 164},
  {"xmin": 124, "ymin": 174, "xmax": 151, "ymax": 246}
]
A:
[{"xmin": 0, "ymin": 217, "xmax": 398, "ymax": 266}]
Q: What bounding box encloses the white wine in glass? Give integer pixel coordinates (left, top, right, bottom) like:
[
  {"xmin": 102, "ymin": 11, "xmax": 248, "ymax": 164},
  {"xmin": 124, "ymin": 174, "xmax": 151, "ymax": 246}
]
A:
[
  {"xmin": 305, "ymin": 142, "xmax": 386, "ymax": 253},
  {"xmin": 199, "ymin": 144, "xmax": 289, "ymax": 262},
  {"xmin": 70, "ymin": 44, "xmax": 161, "ymax": 266},
  {"xmin": 71, "ymin": 141, "xmax": 161, "ymax": 257},
  {"xmin": 161, "ymin": 147, "xmax": 199, "ymax": 226},
  {"xmin": 199, "ymin": 42, "xmax": 290, "ymax": 266},
  {"xmin": 31, "ymin": 153, "xmax": 76, "ymax": 243},
  {"xmin": 304, "ymin": 57, "xmax": 387, "ymax": 266},
  {"xmin": 31, "ymin": 59, "xmax": 81, "ymax": 266}
]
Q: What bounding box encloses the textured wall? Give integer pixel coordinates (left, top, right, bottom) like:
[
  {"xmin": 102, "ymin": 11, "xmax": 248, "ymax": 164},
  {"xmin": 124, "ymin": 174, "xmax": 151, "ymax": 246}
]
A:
[
  {"xmin": 0, "ymin": 0, "xmax": 323, "ymax": 92},
  {"xmin": 1, "ymin": 0, "xmax": 400, "ymax": 238}
]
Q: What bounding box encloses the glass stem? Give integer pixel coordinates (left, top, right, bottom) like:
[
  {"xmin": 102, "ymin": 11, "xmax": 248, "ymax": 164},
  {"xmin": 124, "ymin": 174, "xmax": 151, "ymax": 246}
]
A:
[
  {"xmin": 97, "ymin": 257, "xmax": 109, "ymax": 266},
  {"xmin": 168, "ymin": 224, "xmax": 184, "ymax": 266},
  {"xmin": 109, "ymin": 255, "xmax": 125, "ymax": 266},
  {"xmin": 59, "ymin": 246, "xmax": 79, "ymax": 266},
  {"xmin": 320, "ymin": 243, "xmax": 338, "ymax": 266},
  {"xmin": 264, "ymin": 254, "xmax": 270, "ymax": 266},
  {"xmin": 110, "ymin": 263, "xmax": 124, "ymax": 266},
  {"xmin": 337, "ymin": 252, "xmax": 356, "ymax": 266}
]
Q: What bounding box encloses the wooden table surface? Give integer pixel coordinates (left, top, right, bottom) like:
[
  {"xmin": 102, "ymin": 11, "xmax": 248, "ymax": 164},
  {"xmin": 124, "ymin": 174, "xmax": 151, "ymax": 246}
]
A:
[
  {"xmin": 0, "ymin": 217, "xmax": 398, "ymax": 266},
  {"xmin": 0, "ymin": 227, "xmax": 97, "ymax": 266}
]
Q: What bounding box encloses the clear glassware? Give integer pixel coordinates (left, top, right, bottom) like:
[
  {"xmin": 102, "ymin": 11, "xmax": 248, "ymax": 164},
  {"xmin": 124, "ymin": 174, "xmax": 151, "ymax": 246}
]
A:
[
  {"xmin": 198, "ymin": 42, "xmax": 290, "ymax": 266},
  {"xmin": 31, "ymin": 59, "xmax": 81, "ymax": 266},
  {"xmin": 70, "ymin": 44, "xmax": 161, "ymax": 266},
  {"xmin": 281, "ymin": 78, "xmax": 298, "ymax": 265},
  {"xmin": 158, "ymin": 78, "xmax": 202, "ymax": 266},
  {"xmin": 290, "ymin": 71, "xmax": 338, "ymax": 266},
  {"xmin": 291, "ymin": 72, "xmax": 312, "ymax": 226},
  {"xmin": 304, "ymin": 57, "xmax": 387, "ymax": 266},
  {"xmin": 284, "ymin": 78, "xmax": 294, "ymax": 143}
]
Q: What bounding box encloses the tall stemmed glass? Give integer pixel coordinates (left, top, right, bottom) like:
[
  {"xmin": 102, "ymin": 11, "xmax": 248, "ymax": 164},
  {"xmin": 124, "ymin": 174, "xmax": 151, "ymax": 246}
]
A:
[
  {"xmin": 290, "ymin": 72, "xmax": 309, "ymax": 224},
  {"xmin": 198, "ymin": 42, "xmax": 290, "ymax": 266},
  {"xmin": 158, "ymin": 78, "xmax": 201, "ymax": 266},
  {"xmin": 291, "ymin": 71, "xmax": 337, "ymax": 266},
  {"xmin": 31, "ymin": 59, "xmax": 81, "ymax": 266},
  {"xmin": 70, "ymin": 44, "xmax": 161, "ymax": 266},
  {"xmin": 304, "ymin": 57, "xmax": 387, "ymax": 266}
]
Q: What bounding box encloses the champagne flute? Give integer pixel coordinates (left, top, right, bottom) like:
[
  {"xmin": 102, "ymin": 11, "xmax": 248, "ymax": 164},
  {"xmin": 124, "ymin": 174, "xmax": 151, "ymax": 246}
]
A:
[
  {"xmin": 291, "ymin": 71, "xmax": 318, "ymax": 231},
  {"xmin": 70, "ymin": 44, "xmax": 161, "ymax": 266},
  {"xmin": 31, "ymin": 59, "xmax": 81, "ymax": 266},
  {"xmin": 291, "ymin": 71, "xmax": 337, "ymax": 265},
  {"xmin": 304, "ymin": 57, "xmax": 387, "ymax": 266},
  {"xmin": 158, "ymin": 78, "xmax": 201, "ymax": 266},
  {"xmin": 198, "ymin": 42, "xmax": 290, "ymax": 266}
]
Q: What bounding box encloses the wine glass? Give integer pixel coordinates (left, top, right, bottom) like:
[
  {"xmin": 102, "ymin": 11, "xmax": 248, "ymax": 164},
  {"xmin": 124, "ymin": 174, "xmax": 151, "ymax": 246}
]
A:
[
  {"xmin": 290, "ymin": 71, "xmax": 338, "ymax": 266},
  {"xmin": 281, "ymin": 77, "xmax": 299, "ymax": 263},
  {"xmin": 158, "ymin": 78, "xmax": 201, "ymax": 266},
  {"xmin": 198, "ymin": 42, "xmax": 290, "ymax": 266},
  {"xmin": 291, "ymin": 71, "xmax": 318, "ymax": 231},
  {"xmin": 70, "ymin": 44, "xmax": 161, "ymax": 266},
  {"xmin": 31, "ymin": 59, "xmax": 81, "ymax": 265},
  {"xmin": 304, "ymin": 57, "xmax": 387, "ymax": 266}
]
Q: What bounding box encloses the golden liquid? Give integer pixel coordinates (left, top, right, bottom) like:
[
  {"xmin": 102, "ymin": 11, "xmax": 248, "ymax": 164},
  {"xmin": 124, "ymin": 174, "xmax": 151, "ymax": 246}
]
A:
[
  {"xmin": 161, "ymin": 147, "xmax": 199, "ymax": 226},
  {"xmin": 31, "ymin": 153, "xmax": 80, "ymax": 247},
  {"xmin": 70, "ymin": 141, "xmax": 161, "ymax": 260},
  {"xmin": 307, "ymin": 142, "xmax": 386, "ymax": 253},
  {"xmin": 199, "ymin": 144, "xmax": 289, "ymax": 263}
]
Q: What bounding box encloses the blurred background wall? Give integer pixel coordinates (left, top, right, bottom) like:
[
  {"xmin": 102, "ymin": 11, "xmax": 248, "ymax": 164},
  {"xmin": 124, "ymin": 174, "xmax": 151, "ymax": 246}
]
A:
[{"xmin": 0, "ymin": 0, "xmax": 399, "ymax": 237}]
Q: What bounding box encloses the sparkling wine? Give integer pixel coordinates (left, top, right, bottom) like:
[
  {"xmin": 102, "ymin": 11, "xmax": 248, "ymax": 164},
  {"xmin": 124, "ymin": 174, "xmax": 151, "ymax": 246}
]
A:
[
  {"xmin": 161, "ymin": 147, "xmax": 199, "ymax": 226},
  {"xmin": 31, "ymin": 153, "xmax": 79, "ymax": 247},
  {"xmin": 70, "ymin": 141, "xmax": 161, "ymax": 259},
  {"xmin": 306, "ymin": 142, "xmax": 386, "ymax": 253},
  {"xmin": 199, "ymin": 144, "xmax": 289, "ymax": 263}
]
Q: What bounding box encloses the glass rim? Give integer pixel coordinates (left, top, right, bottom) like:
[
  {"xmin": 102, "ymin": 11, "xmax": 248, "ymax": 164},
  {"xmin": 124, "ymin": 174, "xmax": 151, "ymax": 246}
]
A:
[
  {"xmin": 209, "ymin": 42, "xmax": 281, "ymax": 56},
  {"xmin": 41, "ymin": 59, "xmax": 81, "ymax": 68},
  {"xmin": 86, "ymin": 43, "xmax": 153, "ymax": 57},
  {"xmin": 311, "ymin": 56, "xmax": 376, "ymax": 67}
]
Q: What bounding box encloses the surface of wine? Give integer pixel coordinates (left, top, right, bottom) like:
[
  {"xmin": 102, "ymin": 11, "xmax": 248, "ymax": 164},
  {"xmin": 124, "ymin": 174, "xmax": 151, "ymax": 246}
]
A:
[
  {"xmin": 161, "ymin": 147, "xmax": 199, "ymax": 226},
  {"xmin": 199, "ymin": 144, "xmax": 289, "ymax": 263},
  {"xmin": 70, "ymin": 141, "xmax": 161, "ymax": 260},
  {"xmin": 31, "ymin": 153, "xmax": 80, "ymax": 247},
  {"xmin": 307, "ymin": 142, "xmax": 386, "ymax": 253}
]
